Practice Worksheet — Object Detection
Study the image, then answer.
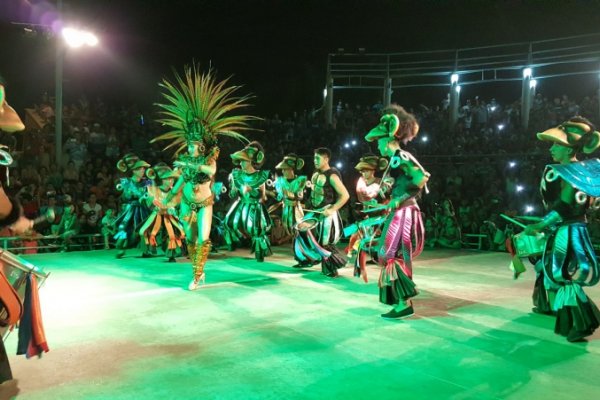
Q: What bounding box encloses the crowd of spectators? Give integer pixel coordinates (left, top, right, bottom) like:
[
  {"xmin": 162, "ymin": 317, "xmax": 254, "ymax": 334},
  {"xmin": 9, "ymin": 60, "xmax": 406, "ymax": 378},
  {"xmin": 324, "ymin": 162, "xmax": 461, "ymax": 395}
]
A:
[{"xmin": 2, "ymin": 89, "xmax": 600, "ymax": 255}]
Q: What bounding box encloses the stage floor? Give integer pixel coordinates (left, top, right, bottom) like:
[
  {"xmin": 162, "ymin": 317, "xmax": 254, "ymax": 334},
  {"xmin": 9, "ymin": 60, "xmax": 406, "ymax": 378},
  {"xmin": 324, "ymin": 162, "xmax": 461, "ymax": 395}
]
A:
[{"xmin": 2, "ymin": 247, "xmax": 600, "ymax": 399}]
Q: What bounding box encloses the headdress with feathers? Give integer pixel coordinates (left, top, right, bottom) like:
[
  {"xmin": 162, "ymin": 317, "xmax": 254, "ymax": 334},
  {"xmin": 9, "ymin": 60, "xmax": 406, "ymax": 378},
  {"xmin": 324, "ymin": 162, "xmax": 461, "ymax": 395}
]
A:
[{"xmin": 152, "ymin": 64, "xmax": 257, "ymax": 156}]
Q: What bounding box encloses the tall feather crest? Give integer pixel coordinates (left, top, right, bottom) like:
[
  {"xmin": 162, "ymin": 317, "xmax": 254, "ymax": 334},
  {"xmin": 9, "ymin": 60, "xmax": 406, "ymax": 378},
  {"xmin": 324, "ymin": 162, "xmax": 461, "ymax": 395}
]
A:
[{"xmin": 153, "ymin": 64, "xmax": 256, "ymax": 156}]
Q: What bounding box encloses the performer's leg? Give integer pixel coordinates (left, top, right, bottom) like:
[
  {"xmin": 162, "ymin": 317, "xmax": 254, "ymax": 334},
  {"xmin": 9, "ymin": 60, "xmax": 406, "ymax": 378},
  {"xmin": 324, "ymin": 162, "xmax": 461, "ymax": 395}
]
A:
[
  {"xmin": 189, "ymin": 205, "xmax": 212, "ymax": 290},
  {"xmin": 378, "ymin": 208, "xmax": 418, "ymax": 318},
  {"xmin": 319, "ymin": 214, "xmax": 346, "ymax": 277},
  {"xmin": 532, "ymin": 259, "xmax": 554, "ymax": 315},
  {"xmin": 0, "ymin": 338, "xmax": 13, "ymax": 383}
]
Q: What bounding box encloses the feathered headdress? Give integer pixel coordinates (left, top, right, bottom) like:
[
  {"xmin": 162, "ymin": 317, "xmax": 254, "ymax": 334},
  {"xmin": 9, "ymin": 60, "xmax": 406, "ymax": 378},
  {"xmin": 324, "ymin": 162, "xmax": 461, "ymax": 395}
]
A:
[{"xmin": 152, "ymin": 64, "xmax": 256, "ymax": 156}]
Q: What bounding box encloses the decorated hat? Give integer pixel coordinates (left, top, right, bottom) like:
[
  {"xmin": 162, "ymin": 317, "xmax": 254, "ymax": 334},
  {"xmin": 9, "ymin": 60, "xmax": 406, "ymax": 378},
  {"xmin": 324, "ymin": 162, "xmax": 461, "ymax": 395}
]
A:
[
  {"xmin": 0, "ymin": 84, "xmax": 25, "ymax": 133},
  {"xmin": 275, "ymin": 153, "xmax": 304, "ymax": 171},
  {"xmin": 116, "ymin": 153, "xmax": 151, "ymax": 172},
  {"xmin": 355, "ymin": 154, "xmax": 388, "ymax": 171},
  {"xmin": 146, "ymin": 162, "xmax": 179, "ymax": 180},
  {"xmin": 365, "ymin": 104, "xmax": 419, "ymax": 142},
  {"xmin": 537, "ymin": 117, "xmax": 600, "ymax": 154},
  {"xmin": 152, "ymin": 64, "xmax": 256, "ymax": 156},
  {"xmin": 231, "ymin": 141, "xmax": 265, "ymax": 166},
  {"xmin": 365, "ymin": 114, "xmax": 399, "ymax": 142}
]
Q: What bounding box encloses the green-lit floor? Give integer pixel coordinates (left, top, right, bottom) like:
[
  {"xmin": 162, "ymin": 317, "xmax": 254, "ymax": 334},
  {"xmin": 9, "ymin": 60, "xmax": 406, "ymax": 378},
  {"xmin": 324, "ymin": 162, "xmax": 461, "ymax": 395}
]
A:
[{"xmin": 1, "ymin": 247, "xmax": 599, "ymax": 399}]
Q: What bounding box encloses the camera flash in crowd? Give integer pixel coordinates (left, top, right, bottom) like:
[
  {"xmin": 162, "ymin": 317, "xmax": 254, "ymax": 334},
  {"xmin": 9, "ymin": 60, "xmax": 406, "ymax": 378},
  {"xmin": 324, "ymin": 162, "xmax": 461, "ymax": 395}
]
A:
[
  {"xmin": 516, "ymin": 185, "xmax": 524, "ymax": 192},
  {"xmin": 336, "ymin": 162, "xmax": 343, "ymax": 169},
  {"xmin": 525, "ymin": 205, "xmax": 535, "ymax": 213},
  {"xmin": 497, "ymin": 124, "xmax": 505, "ymax": 131},
  {"xmin": 421, "ymin": 136, "xmax": 429, "ymax": 143},
  {"xmin": 344, "ymin": 143, "xmax": 350, "ymax": 149},
  {"xmin": 351, "ymin": 140, "xmax": 357, "ymax": 146},
  {"xmin": 508, "ymin": 161, "xmax": 517, "ymax": 168}
]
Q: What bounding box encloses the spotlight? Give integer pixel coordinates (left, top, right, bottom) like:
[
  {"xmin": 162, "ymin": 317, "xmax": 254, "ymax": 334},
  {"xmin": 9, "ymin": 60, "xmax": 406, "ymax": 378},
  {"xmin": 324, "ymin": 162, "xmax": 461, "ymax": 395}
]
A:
[
  {"xmin": 62, "ymin": 27, "xmax": 99, "ymax": 48},
  {"xmin": 523, "ymin": 68, "xmax": 532, "ymax": 78},
  {"xmin": 455, "ymin": 85, "xmax": 461, "ymax": 93},
  {"xmin": 451, "ymin": 73, "xmax": 459, "ymax": 84}
]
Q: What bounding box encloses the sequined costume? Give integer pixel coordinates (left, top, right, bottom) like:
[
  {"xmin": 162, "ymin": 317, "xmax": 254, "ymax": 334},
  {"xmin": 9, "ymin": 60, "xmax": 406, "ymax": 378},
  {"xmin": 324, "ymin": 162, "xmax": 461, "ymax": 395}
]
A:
[
  {"xmin": 225, "ymin": 142, "xmax": 273, "ymax": 262},
  {"xmin": 113, "ymin": 153, "xmax": 151, "ymax": 258},
  {"xmin": 152, "ymin": 65, "xmax": 254, "ymax": 290},
  {"xmin": 526, "ymin": 118, "xmax": 600, "ymax": 341},
  {"xmin": 139, "ymin": 163, "xmax": 185, "ymax": 261}
]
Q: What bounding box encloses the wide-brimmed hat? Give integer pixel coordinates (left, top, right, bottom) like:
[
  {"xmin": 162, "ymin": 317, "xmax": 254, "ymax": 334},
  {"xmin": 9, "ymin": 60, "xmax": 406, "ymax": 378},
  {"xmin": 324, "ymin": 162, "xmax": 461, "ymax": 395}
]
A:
[
  {"xmin": 275, "ymin": 153, "xmax": 304, "ymax": 171},
  {"xmin": 116, "ymin": 153, "xmax": 151, "ymax": 172},
  {"xmin": 355, "ymin": 155, "xmax": 388, "ymax": 171},
  {"xmin": 0, "ymin": 84, "xmax": 25, "ymax": 133},
  {"xmin": 537, "ymin": 118, "xmax": 600, "ymax": 154},
  {"xmin": 147, "ymin": 162, "xmax": 179, "ymax": 180},
  {"xmin": 231, "ymin": 141, "xmax": 265, "ymax": 166}
]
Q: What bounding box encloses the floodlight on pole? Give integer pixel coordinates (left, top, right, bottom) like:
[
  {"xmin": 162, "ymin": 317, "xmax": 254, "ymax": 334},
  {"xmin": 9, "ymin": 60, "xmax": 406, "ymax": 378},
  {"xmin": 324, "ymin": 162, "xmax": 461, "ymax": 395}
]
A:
[
  {"xmin": 455, "ymin": 85, "xmax": 461, "ymax": 93},
  {"xmin": 523, "ymin": 67, "xmax": 532, "ymax": 78},
  {"xmin": 451, "ymin": 73, "xmax": 459, "ymax": 84},
  {"xmin": 62, "ymin": 27, "xmax": 98, "ymax": 48},
  {"xmin": 529, "ymin": 79, "xmax": 537, "ymax": 89}
]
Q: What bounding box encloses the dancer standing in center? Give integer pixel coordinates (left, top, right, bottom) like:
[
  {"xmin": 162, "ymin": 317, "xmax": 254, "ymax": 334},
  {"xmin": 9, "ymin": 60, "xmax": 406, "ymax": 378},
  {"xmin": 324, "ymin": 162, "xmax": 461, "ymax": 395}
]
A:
[
  {"xmin": 365, "ymin": 104, "xmax": 429, "ymax": 318},
  {"xmin": 225, "ymin": 141, "xmax": 273, "ymax": 262},
  {"xmin": 152, "ymin": 65, "xmax": 254, "ymax": 290}
]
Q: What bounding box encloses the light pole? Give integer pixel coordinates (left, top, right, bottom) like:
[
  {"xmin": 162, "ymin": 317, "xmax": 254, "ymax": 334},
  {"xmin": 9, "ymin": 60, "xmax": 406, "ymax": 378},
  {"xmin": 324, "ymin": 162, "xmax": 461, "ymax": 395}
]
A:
[{"xmin": 54, "ymin": 21, "xmax": 98, "ymax": 166}]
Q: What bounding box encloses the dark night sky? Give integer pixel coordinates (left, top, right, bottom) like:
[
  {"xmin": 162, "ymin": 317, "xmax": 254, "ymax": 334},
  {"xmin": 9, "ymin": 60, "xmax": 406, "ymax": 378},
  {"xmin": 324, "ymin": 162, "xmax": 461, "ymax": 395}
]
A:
[{"xmin": 2, "ymin": 0, "xmax": 600, "ymax": 115}]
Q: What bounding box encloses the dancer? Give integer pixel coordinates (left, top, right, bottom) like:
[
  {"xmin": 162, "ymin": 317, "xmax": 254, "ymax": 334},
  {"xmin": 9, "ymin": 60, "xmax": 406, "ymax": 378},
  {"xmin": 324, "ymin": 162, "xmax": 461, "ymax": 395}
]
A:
[
  {"xmin": 308, "ymin": 147, "xmax": 349, "ymax": 277},
  {"xmin": 152, "ymin": 65, "xmax": 254, "ymax": 290},
  {"xmin": 139, "ymin": 162, "xmax": 185, "ymax": 262},
  {"xmin": 347, "ymin": 154, "xmax": 389, "ymax": 282},
  {"xmin": 225, "ymin": 141, "xmax": 273, "ymax": 262},
  {"xmin": 273, "ymin": 153, "xmax": 317, "ymax": 268},
  {"xmin": 1, "ymin": 77, "xmax": 46, "ymax": 384},
  {"xmin": 365, "ymin": 104, "xmax": 429, "ymax": 318},
  {"xmin": 113, "ymin": 153, "xmax": 151, "ymax": 258},
  {"xmin": 523, "ymin": 117, "xmax": 600, "ymax": 342}
]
